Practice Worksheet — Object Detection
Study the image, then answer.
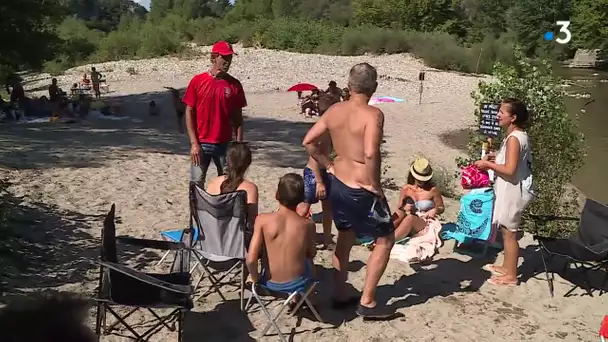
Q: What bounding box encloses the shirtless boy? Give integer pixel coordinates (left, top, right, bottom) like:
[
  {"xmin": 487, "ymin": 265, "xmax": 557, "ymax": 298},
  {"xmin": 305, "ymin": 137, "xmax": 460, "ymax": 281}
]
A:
[
  {"xmin": 303, "ymin": 63, "xmax": 396, "ymax": 319},
  {"xmin": 297, "ymin": 93, "xmax": 340, "ymax": 250},
  {"xmin": 246, "ymin": 173, "xmax": 317, "ymax": 297}
]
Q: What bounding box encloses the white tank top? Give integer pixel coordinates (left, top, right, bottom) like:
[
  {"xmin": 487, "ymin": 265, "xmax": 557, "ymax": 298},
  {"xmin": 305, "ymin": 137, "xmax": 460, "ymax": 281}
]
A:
[{"xmin": 495, "ymin": 130, "xmax": 534, "ymax": 196}]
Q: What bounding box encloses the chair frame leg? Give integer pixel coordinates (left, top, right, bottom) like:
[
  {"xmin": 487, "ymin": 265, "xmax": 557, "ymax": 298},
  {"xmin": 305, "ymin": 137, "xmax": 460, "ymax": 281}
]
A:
[
  {"xmin": 156, "ymin": 250, "xmax": 171, "ymax": 266},
  {"xmin": 257, "ymin": 283, "xmax": 321, "ymax": 340},
  {"xmin": 102, "ymin": 306, "xmax": 182, "ymax": 341},
  {"xmin": 240, "ymin": 263, "xmax": 245, "ymax": 311},
  {"xmin": 105, "ymin": 307, "xmax": 145, "ymax": 340},
  {"xmin": 95, "ymin": 302, "xmax": 104, "ymax": 338},
  {"xmin": 193, "ymin": 254, "xmax": 242, "ymax": 302},
  {"xmin": 539, "ymin": 247, "xmax": 555, "ymax": 297}
]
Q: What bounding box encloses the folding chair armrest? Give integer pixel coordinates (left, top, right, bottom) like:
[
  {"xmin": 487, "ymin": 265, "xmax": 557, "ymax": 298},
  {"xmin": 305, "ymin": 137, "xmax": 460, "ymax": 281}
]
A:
[
  {"xmin": 116, "ymin": 236, "xmax": 185, "ymax": 250},
  {"xmin": 99, "ymin": 261, "xmax": 193, "ymax": 294}
]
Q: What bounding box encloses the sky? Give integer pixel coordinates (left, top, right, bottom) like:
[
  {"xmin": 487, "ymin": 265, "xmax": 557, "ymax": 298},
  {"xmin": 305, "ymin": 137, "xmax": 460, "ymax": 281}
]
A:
[{"xmin": 133, "ymin": 0, "xmax": 151, "ymax": 10}]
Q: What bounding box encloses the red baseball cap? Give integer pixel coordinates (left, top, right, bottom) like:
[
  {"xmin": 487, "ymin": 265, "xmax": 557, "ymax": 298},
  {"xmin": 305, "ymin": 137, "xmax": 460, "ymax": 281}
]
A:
[{"xmin": 211, "ymin": 41, "xmax": 237, "ymax": 56}]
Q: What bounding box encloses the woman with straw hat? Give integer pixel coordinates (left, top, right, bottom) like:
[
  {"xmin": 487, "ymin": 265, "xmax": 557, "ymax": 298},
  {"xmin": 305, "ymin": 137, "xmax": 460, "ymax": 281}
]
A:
[{"xmin": 391, "ymin": 158, "xmax": 445, "ymax": 241}]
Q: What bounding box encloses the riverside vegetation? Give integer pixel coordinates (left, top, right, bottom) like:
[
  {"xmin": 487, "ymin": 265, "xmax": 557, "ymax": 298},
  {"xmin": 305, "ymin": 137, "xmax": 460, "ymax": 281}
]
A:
[
  {"xmin": 2, "ymin": 0, "xmax": 607, "ymax": 78},
  {"xmin": 0, "ymin": 0, "xmax": 597, "ymax": 243}
]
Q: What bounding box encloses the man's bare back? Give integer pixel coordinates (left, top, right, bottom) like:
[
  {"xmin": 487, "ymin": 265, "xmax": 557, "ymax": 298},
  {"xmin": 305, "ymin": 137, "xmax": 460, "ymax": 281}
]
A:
[
  {"xmin": 318, "ymin": 100, "xmax": 384, "ymax": 192},
  {"xmin": 255, "ymin": 209, "xmax": 316, "ymax": 283},
  {"xmin": 302, "ymin": 63, "xmax": 396, "ymax": 319}
]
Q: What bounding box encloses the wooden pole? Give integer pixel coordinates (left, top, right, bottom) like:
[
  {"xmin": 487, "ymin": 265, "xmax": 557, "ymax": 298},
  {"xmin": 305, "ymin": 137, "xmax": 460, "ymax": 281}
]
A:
[
  {"xmin": 475, "ymin": 47, "xmax": 483, "ymax": 74},
  {"xmin": 418, "ymin": 81, "xmax": 423, "ymax": 105}
]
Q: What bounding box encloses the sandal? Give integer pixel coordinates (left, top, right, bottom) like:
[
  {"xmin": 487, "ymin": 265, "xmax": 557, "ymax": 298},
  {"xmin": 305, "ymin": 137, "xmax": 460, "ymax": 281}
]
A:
[
  {"xmin": 486, "ymin": 276, "xmax": 518, "ymax": 287},
  {"xmin": 482, "ymin": 264, "xmax": 506, "ymax": 277},
  {"xmin": 356, "ymin": 303, "xmax": 397, "ymax": 320}
]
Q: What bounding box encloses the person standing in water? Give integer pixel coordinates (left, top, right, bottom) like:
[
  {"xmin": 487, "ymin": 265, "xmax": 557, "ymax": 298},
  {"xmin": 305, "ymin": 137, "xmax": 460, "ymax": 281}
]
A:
[{"xmin": 303, "ymin": 63, "xmax": 396, "ymax": 319}]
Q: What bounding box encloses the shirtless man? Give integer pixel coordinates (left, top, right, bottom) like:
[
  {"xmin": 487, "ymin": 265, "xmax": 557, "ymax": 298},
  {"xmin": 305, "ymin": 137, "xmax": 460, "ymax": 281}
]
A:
[
  {"xmin": 90, "ymin": 67, "xmax": 102, "ymax": 100},
  {"xmin": 297, "ymin": 93, "xmax": 340, "ymax": 250},
  {"xmin": 303, "ymin": 63, "xmax": 395, "ymax": 319},
  {"xmin": 246, "ymin": 173, "xmax": 317, "ymax": 299}
]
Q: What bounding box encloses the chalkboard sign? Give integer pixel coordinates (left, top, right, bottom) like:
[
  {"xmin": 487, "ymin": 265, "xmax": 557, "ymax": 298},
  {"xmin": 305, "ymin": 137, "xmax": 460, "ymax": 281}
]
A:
[{"xmin": 479, "ymin": 103, "xmax": 500, "ymax": 136}]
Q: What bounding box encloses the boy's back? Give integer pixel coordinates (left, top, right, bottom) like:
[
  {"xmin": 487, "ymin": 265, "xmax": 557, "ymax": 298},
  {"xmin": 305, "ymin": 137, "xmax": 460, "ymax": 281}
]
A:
[{"xmin": 258, "ymin": 210, "xmax": 315, "ymax": 283}]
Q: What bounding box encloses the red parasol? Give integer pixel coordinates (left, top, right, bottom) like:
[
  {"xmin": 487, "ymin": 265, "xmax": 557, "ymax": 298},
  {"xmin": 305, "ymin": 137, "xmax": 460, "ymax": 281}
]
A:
[{"xmin": 287, "ymin": 83, "xmax": 318, "ymax": 92}]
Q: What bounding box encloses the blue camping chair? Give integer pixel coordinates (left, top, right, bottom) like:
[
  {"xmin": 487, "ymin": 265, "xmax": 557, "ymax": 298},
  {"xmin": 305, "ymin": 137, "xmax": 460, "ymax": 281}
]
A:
[{"xmin": 156, "ymin": 227, "xmax": 200, "ymax": 267}]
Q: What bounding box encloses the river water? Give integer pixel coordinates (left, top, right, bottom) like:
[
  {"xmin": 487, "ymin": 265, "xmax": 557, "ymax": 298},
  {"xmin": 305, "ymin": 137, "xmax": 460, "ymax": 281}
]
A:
[{"xmin": 558, "ymin": 68, "xmax": 608, "ymax": 203}]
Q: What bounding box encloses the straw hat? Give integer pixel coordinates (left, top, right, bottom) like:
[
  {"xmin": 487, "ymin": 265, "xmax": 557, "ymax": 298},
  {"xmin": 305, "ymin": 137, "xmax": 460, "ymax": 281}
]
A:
[{"xmin": 410, "ymin": 158, "xmax": 433, "ymax": 181}]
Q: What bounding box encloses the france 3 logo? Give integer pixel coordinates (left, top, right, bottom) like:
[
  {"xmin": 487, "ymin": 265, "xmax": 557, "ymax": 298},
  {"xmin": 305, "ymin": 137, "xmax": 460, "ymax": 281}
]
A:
[{"xmin": 544, "ymin": 21, "xmax": 572, "ymax": 45}]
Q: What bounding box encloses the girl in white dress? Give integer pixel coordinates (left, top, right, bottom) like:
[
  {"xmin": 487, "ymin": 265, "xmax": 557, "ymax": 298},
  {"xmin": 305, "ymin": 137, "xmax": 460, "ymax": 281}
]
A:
[{"xmin": 475, "ymin": 98, "xmax": 534, "ymax": 286}]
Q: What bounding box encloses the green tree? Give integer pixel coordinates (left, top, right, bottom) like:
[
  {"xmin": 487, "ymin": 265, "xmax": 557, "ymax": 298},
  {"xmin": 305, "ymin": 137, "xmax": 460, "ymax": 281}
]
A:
[
  {"xmin": 0, "ymin": 0, "xmax": 64, "ymax": 69},
  {"xmin": 571, "ymin": 0, "xmax": 608, "ymax": 51},
  {"xmin": 460, "ymin": 50, "xmax": 586, "ymax": 238},
  {"xmin": 457, "ymin": 0, "xmax": 510, "ymax": 42},
  {"xmin": 272, "ymin": 0, "xmax": 297, "ymax": 18},
  {"xmin": 507, "ymin": 0, "xmax": 572, "ymax": 57}
]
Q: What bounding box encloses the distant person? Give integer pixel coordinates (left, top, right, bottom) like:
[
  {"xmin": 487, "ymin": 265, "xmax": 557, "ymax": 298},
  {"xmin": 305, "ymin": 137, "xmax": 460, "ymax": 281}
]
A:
[
  {"xmin": 9, "ymin": 79, "xmax": 27, "ymax": 119},
  {"xmin": 326, "ymin": 80, "xmax": 342, "ymax": 101},
  {"xmin": 341, "ymin": 87, "xmax": 350, "ymax": 101},
  {"xmin": 206, "ymin": 142, "xmax": 258, "ymax": 247},
  {"xmin": 90, "ymin": 67, "xmax": 102, "ymax": 99},
  {"xmin": 167, "ymin": 87, "xmax": 186, "ymax": 133},
  {"xmin": 246, "ymin": 173, "xmax": 317, "ymax": 307},
  {"xmin": 301, "ymin": 94, "xmax": 318, "ymax": 118},
  {"xmin": 303, "ymin": 63, "xmax": 396, "ymax": 319},
  {"xmin": 48, "ymin": 78, "xmax": 60, "ymax": 102},
  {"xmin": 475, "ymin": 98, "xmax": 533, "ymax": 287},
  {"xmin": 48, "ymin": 78, "xmax": 60, "ymax": 115},
  {"xmin": 183, "ymin": 41, "xmax": 246, "ymax": 187},
  {"xmin": 149, "ymin": 100, "xmax": 159, "ymax": 116},
  {"xmin": 80, "ymin": 73, "xmax": 91, "ymax": 90},
  {"xmin": 297, "ymin": 93, "xmax": 340, "ymax": 250}
]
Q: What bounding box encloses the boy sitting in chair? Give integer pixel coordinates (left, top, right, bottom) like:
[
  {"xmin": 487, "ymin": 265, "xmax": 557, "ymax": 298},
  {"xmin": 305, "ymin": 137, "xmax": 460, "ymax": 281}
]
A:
[{"xmin": 246, "ymin": 173, "xmax": 317, "ymax": 308}]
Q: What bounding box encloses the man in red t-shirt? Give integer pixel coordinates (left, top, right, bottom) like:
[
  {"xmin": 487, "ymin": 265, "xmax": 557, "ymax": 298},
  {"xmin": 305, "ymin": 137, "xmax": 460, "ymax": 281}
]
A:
[{"xmin": 182, "ymin": 41, "xmax": 247, "ymax": 186}]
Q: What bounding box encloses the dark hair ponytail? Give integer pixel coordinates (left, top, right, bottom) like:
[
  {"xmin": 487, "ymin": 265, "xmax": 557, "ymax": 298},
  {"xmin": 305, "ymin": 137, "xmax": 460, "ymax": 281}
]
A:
[
  {"xmin": 502, "ymin": 97, "xmax": 530, "ymax": 128},
  {"xmin": 220, "ymin": 142, "xmax": 252, "ymax": 193}
]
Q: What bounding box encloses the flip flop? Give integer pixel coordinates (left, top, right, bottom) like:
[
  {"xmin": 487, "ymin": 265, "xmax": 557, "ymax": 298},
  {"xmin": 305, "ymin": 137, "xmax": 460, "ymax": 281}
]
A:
[
  {"xmin": 482, "ymin": 264, "xmax": 506, "ymax": 277},
  {"xmin": 356, "ymin": 303, "xmax": 398, "ymax": 320},
  {"xmin": 486, "ymin": 276, "xmax": 518, "ymax": 287}
]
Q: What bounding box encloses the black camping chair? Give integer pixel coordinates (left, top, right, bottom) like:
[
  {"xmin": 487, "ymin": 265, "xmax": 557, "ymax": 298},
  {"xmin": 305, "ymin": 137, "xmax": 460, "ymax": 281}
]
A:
[
  {"xmin": 533, "ymin": 199, "xmax": 608, "ymax": 297},
  {"xmin": 94, "ymin": 204, "xmax": 194, "ymax": 341}
]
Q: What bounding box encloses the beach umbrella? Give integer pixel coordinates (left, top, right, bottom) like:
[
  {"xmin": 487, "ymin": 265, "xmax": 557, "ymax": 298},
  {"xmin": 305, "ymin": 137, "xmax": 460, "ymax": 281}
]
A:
[{"xmin": 287, "ymin": 83, "xmax": 318, "ymax": 92}]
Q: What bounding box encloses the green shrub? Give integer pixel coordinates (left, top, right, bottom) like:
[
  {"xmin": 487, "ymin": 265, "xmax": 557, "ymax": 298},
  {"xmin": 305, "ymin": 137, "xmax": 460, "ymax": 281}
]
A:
[
  {"xmin": 458, "ymin": 50, "xmax": 586, "ymax": 238},
  {"xmin": 95, "ymin": 30, "xmax": 141, "ymax": 61},
  {"xmin": 408, "ymin": 31, "xmax": 474, "ymax": 72},
  {"xmin": 190, "ymin": 17, "xmax": 220, "ymax": 44},
  {"xmin": 42, "ymin": 58, "xmax": 70, "ymax": 76},
  {"xmin": 136, "ymin": 24, "xmax": 182, "ymax": 58}
]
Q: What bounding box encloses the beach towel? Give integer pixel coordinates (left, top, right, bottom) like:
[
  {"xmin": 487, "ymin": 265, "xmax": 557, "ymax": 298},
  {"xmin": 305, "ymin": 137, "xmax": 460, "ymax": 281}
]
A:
[
  {"xmin": 441, "ymin": 188, "xmax": 495, "ymax": 244},
  {"xmin": 369, "ymin": 96, "xmax": 405, "ymax": 105},
  {"xmin": 460, "ymin": 165, "xmax": 490, "ymax": 189},
  {"xmin": 390, "ymin": 217, "xmax": 442, "ymax": 263}
]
